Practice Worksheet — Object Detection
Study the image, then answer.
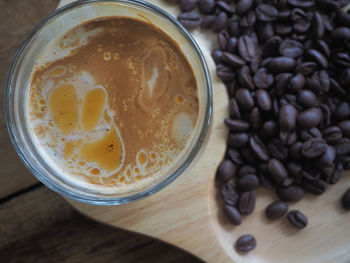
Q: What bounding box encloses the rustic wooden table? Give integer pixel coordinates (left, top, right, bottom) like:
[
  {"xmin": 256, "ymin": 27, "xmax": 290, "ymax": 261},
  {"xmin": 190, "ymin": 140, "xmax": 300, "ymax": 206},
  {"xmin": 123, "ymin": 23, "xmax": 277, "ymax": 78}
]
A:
[{"xmin": 0, "ymin": 1, "xmax": 202, "ymax": 262}]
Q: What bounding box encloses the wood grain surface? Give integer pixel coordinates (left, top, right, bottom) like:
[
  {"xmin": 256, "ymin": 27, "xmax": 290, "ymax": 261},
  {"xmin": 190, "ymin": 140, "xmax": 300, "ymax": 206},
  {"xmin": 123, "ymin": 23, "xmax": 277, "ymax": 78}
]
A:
[{"xmin": 0, "ymin": 1, "xmax": 201, "ymax": 262}]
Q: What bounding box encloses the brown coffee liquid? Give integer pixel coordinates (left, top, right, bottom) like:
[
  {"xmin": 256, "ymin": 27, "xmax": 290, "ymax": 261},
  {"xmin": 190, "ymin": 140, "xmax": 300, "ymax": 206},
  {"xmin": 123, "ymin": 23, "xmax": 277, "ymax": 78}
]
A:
[{"xmin": 28, "ymin": 17, "xmax": 199, "ymax": 188}]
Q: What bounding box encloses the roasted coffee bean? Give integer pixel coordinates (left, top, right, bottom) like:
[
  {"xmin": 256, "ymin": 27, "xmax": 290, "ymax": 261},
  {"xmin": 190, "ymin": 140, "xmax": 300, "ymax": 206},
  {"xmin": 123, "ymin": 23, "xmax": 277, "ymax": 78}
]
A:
[
  {"xmin": 287, "ymin": 161, "xmax": 303, "ymax": 177},
  {"xmin": 332, "ymin": 27, "xmax": 350, "ymax": 42},
  {"xmin": 277, "ymin": 185, "xmax": 304, "ymax": 202},
  {"xmin": 240, "ymin": 146, "xmax": 258, "ymax": 165},
  {"xmin": 224, "ymin": 118, "xmax": 250, "ymax": 132},
  {"xmin": 216, "ymin": 64, "xmax": 235, "ymax": 81},
  {"xmin": 198, "ymin": 0, "xmax": 215, "ymax": 14},
  {"xmin": 236, "ymin": 0, "xmax": 254, "ymax": 15},
  {"xmin": 288, "ymin": 0, "xmax": 314, "ymax": 8},
  {"xmin": 237, "ymin": 174, "xmax": 260, "ymax": 191},
  {"xmin": 311, "ymin": 12, "xmax": 325, "ymax": 39},
  {"xmin": 335, "ymin": 102, "xmax": 350, "ymax": 121},
  {"xmin": 300, "ymin": 127, "xmax": 322, "ymax": 141},
  {"xmin": 280, "ymin": 130, "xmax": 297, "ymax": 146},
  {"xmin": 268, "ymin": 139, "xmax": 288, "ymax": 160},
  {"xmin": 236, "ymin": 88, "xmax": 255, "ymax": 110},
  {"xmin": 229, "ymin": 98, "xmax": 241, "ymax": 119},
  {"xmin": 222, "ymin": 52, "xmax": 246, "ymax": 68},
  {"xmin": 224, "ymin": 205, "xmax": 242, "ymax": 225},
  {"xmin": 335, "ymin": 138, "xmax": 350, "ymax": 155},
  {"xmin": 340, "ymin": 156, "xmax": 350, "ymax": 170},
  {"xmin": 250, "ymin": 107, "xmax": 263, "ymax": 129},
  {"xmin": 314, "ymin": 40, "xmax": 330, "ymax": 58},
  {"xmin": 218, "ymin": 31, "xmax": 229, "ymax": 50},
  {"xmin": 297, "ymin": 89, "xmax": 316, "ymax": 107},
  {"xmin": 201, "ymin": 15, "xmax": 216, "ymax": 29},
  {"xmin": 279, "ymin": 104, "xmax": 298, "ymax": 131},
  {"xmin": 256, "ymin": 89, "xmax": 272, "ymax": 111},
  {"xmin": 289, "ymin": 73, "xmax": 305, "ymax": 92},
  {"xmin": 238, "ymin": 36, "xmax": 256, "ymax": 62},
  {"xmin": 179, "ymin": 0, "xmax": 197, "ymax": 12},
  {"xmin": 316, "ymin": 145, "xmax": 336, "ymax": 167},
  {"xmin": 238, "ymin": 191, "xmax": 256, "ymax": 215},
  {"xmin": 322, "ymin": 13, "xmax": 334, "ymax": 31},
  {"xmin": 256, "ymin": 4, "xmax": 278, "ymax": 22},
  {"xmin": 221, "ymin": 183, "xmax": 239, "ymax": 206},
  {"xmin": 301, "ymin": 138, "xmax": 327, "ymax": 158},
  {"xmin": 267, "ymin": 57, "xmax": 296, "ymax": 73},
  {"xmin": 262, "ymin": 36, "xmax": 282, "ymax": 58},
  {"xmin": 212, "ymin": 12, "xmax": 228, "ymax": 32},
  {"xmin": 296, "ymin": 61, "xmax": 318, "ymax": 75},
  {"xmin": 235, "ymin": 234, "xmax": 256, "ymax": 252},
  {"xmin": 211, "ymin": 50, "xmax": 223, "ymax": 65},
  {"xmin": 302, "ymin": 178, "xmax": 326, "ymax": 195},
  {"xmin": 268, "ymin": 158, "xmax": 288, "ymax": 185},
  {"xmin": 256, "ymin": 22, "xmax": 274, "ymax": 42},
  {"xmin": 240, "ymin": 11, "xmax": 257, "ymax": 28},
  {"xmin": 335, "ymin": 10, "xmax": 350, "ymax": 27},
  {"xmin": 249, "ymin": 134, "xmax": 269, "ymax": 161},
  {"xmin": 265, "ymin": 201, "xmax": 288, "ymax": 220},
  {"xmin": 341, "ymin": 189, "xmax": 350, "ymax": 210},
  {"xmin": 277, "ymin": 8, "xmax": 290, "ymax": 20},
  {"xmin": 287, "ymin": 210, "xmax": 308, "ymax": 229},
  {"xmin": 289, "ymin": 141, "xmax": 303, "ymax": 160},
  {"xmin": 320, "ymin": 104, "xmax": 331, "ymax": 129},
  {"xmin": 228, "ymin": 132, "xmax": 249, "ymax": 148},
  {"xmin": 178, "ymin": 12, "xmax": 201, "ymax": 29},
  {"xmin": 262, "ymin": 121, "xmax": 279, "ymax": 138},
  {"xmin": 227, "ymin": 148, "xmax": 243, "ymax": 165},
  {"xmin": 297, "ymin": 108, "xmax": 322, "ymax": 129},
  {"xmin": 238, "ymin": 66, "xmax": 255, "ymax": 90},
  {"xmin": 216, "ymin": 159, "xmax": 236, "ymax": 183},
  {"xmin": 253, "ymin": 68, "xmax": 274, "ymax": 89},
  {"xmin": 275, "ymin": 73, "xmax": 292, "ymax": 97},
  {"xmin": 306, "ymin": 70, "xmax": 330, "ymax": 95},
  {"xmin": 330, "ymin": 161, "xmax": 343, "ymax": 184},
  {"xmin": 237, "ymin": 165, "xmax": 256, "ymax": 178},
  {"xmin": 292, "ymin": 8, "xmax": 310, "ymax": 33},
  {"xmin": 339, "ymin": 121, "xmax": 350, "ymax": 137},
  {"xmin": 259, "ymin": 171, "xmax": 275, "ymax": 189},
  {"xmin": 274, "ymin": 23, "xmax": 293, "ymax": 35},
  {"xmin": 306, "ymin": 49, "xmax": 328, "ymax": 69},
  {"xmin": 279, "ymin": 39, "xmax": 303, "ymax": 58},
  {"xmin": 334, "ymin": 52, "xmax": 350, "ymax": 68},
  {"xmin": 216, "ymin": 1, "xmax": 234, "ymax": 16},
  {"xmin": 227, "ymin": 37, "xmax": 238, "ymax": 53},
  {"xmin": 250, "ymin": 55, "xmax": 262, "ymax": 73},
  {"xmin": 322, "ymin": 126, "xmax": 343, "ymax": 144}
]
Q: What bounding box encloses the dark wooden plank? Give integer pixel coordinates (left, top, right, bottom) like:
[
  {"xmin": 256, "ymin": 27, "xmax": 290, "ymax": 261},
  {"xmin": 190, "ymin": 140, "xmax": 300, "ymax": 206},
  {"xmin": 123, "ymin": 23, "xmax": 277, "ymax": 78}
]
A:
[
  {"xmin": 0, "ymin": 0, "xmax": 61, "ymax": 198},
  {"xmin": 0, "ymin": 186, "xmax": 202, "ymax": 262}
]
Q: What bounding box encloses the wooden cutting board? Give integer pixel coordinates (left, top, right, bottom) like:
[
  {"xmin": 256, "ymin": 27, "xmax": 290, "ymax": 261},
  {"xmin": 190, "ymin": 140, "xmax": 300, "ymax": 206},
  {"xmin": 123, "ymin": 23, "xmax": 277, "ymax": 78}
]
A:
[{"xmin": 58, "ymin": 1, "xmax": 350, "ymax": 262}]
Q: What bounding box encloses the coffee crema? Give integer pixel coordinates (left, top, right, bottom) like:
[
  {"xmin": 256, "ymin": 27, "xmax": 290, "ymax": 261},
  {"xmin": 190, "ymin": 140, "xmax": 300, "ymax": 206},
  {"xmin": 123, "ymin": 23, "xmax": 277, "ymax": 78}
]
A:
[{"xmin": 27, "ymin": 17, "xmax": 199, "ymax": 190}]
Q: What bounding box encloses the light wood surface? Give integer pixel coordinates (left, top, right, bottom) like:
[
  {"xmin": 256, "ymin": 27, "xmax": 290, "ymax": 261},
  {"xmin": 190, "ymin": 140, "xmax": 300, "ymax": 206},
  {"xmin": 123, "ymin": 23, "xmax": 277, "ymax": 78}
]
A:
[{"xmin": 62, "ymin": 1, "xmax": 350, "ymax": 262}]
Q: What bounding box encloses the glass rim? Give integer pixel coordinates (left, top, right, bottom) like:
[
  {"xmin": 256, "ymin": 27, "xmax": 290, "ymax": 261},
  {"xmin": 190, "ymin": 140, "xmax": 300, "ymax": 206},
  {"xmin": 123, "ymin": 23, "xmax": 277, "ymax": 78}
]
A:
[{"xmin": 5, "ymin": 0, "xmax": 213, "ymax": 205}]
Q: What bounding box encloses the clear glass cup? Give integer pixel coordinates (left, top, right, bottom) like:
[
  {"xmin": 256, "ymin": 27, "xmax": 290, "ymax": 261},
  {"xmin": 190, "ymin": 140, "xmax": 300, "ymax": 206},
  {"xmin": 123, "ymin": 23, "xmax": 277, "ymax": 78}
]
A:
[{"xmin": 5, "ymin": 0, "xmax": 212, "ymax": 205}]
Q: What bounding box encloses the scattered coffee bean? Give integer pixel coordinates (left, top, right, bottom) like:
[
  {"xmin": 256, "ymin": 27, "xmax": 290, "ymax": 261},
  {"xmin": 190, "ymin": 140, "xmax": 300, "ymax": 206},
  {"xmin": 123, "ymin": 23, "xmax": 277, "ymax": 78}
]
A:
[
  {"xmin": 235, "ymin": 234, "xmax": 257, "ymax": 252},
  {"xmin": 237, "ymin": 174, "xmax": 260, "ymax": 191},
  {"xmin": 277, "ymin": 185, "xmax": 304, "ymax": 202},
  {"xmin": 216, "ymin": 159, "xmax": 236, "ymax": 183},
  {"xmin": 301, "ymin": 138, "xmax": 327, "ymax": 158},
  {"xmin": 178, "ymin": 12, "xmax": 201, "ymax": 29},
  {"xmin": 287, "ymin": 210, "xmax": 308, "ymax": 229},
  {"xmin": 224, "ymin": 204, "xmax": 242, "ymax": 225},
  {"xmin": 238, "ymin": 191, "xmax": 256, "ymax": 215},
  {"xmin": 266, "ymin": 201, "xmax": 288, "ymax": 220}
]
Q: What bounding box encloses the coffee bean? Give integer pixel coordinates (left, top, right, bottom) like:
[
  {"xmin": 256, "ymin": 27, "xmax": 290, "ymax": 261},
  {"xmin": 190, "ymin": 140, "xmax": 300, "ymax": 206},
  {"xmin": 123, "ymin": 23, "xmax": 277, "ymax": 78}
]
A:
[
  {"xmin": 335, "ymin": 102, "xmax": 350, "ymax": 121},
  {"xmin": 332, "ymin": 27, "xmax": 350, "ymax": 42},
  {"xmin": 237, "ymin": 174, "xmax": 260, "ymax": 192},
  {"xmin": 339, "ymin": 121, "xmax": 350, "ymax": 137},
  {"xmin": 250, "ymin": 107, "xmax": 263, "ymax": 129},
  {"xmin": 236, "ymin": 0, "xmax": 254, "ymax": 15},
  {"xmin": 262, "ymin": 36, "xmax": 282, "ymax": 58},
  {"xmin": 341, "ymin": 189, "xmax": 350, "ymax": 210},
  {"xmin": 238, "ymin": 65, "xmax": 255, "ymax": 90},
  {"xmin": 256, "ymin": 22, "xmax": 274, "ymax": 42},
  {"xmin": 306, "ymin": 49, "xmax": 328, "ymax": 69},
  {"xmin": 224, "ymin": 118, "xmax": 250, "ymax": 132},
  {"xmin": 224, "ymin": 205, "xmax": 242, "ymax": 225},
  {"xmin": 229, "ymin": 98, "xmax": 241, "ymax": 119},
  {"xmin": 237, "ymin": 165, "xmax": 256, "ymax": 178},
  {"xmin": 274, "ymin": 23, "xmax": 293, "ymax": 35},
  {"xmin": 267, "ymin": 57, "xmax": 296, "ymax": 73},
  {"xmin": 297, "ymin": 108, "xmax": 322, "ymax": 129},
  {"xmin": 297, "ymin": 89, "xmax": 316, "ymax": 107},
  {"xmin": 256, "ymin": 4, "xmax": 278, "ymax": 22},
  {"xmin": 227, "ymin": 148, "xmax": 243, "ymax": 165},
  {"xmin": 287, "ymin": 161, "xmax": 303, "ymax": 177},
  {"xmin": 212, "ymin": 12, "xmax": 228, "ymax": 32},
  {"xmin": 256, "ymin": 89, "xmax": 272, "ymax": 111},
  {"xmin": 333, "ymin": 52, "xmax": 350, "ymax": 67},
  {"xmin": 216, "ymin": 64, "xmax": 235, "ymax": 81},
  {"xmin": 238, "ymin": 191, "xmax": 256, "ymax": 215},
  {"xmin": 279, "ymin": 39, "xmax": 304, "ymax": 58},
  {"xmin": 300, "ymin": 127, "xmax": 322, "ymax": 141},
  {"xmin": 228, "ymin": 132, "xmax": 249, "ymax": 148},
  {"xmin": 277, "ymin": 185, "xmax": 304, "ymax": 202},
  {"xmin": 268, "ymin": 139, "xmax": 288, "ymax": 160},
  {"xmin": 288, "ymin": 0, "xmax": 314, "ymax": 8},
  {"xmin": 279, "ymin": 104, "xmax": 298, "ymax": 131},
  {"xmin": 216, "ymin": 159, "xmax": 236, "ymax": 183},
  {"xmin": 322, "ymin": 126, "xmax": 343, "ymax": 144},
  {"xmin": 330, "ymin": 161, "xmax": 343, "ymax": 184},
  {"xmin": 227, "ymin": 37, "xmax": 238, "ymax": 53},
  {"xmin": 306, "ymin": 70, "xmax": 330, "ymax": 95},
  {"xmin": 290, "ymin": 73, "xmax": 305, "ymax": 92},
  {"xmin": 289, "ymin": 141, "xmax": 303, "ymax": 160},
  {"xmin": 235, "ymin": 234, "xmax": 256, "ymax": 252},
  {"xmin": 280, "ymin": 130, "xmax": 297, "ymax": 146},
  {"xmin": 179, "ymin": 0, "xmax": 197, "ymax": 12},
  {"xmin": 335, "ymin": 11, "xmax": 350, "ymax": 27},
  {"xmin": 302, "ymin": 178, "xmax": 326, "ymax": 195},
  {"xmin": 292, "ymin": 8, "xmax": 310, "ymax": 33},
  {"xmin": 201, "ymin": 15, "xmax": 217, "ymax": 29},
  {"xmin": 275, "ymin": 73, "xmax": 292, "ymax": 97},
  {"xmin": 335, "ymin": 138, "xmax": 350, "ymax": 155},
  {"xmin": 240, "ymin": 11, "xmax": 256, "ymax": 28},
  {"xmin": 238, "ymin": 36, "xmax": 256, "ymax": 62},
  {"xmin": 236, "ymin": 88, "xmax": 255, "ymax": 110},
  {"xmin": 287, "ymin": 210, "xmax": 308, "ymax": 229},
  {"xmin": 218, "ymin": 32, "xmax": 229, "ymax": 50},
  {"xmin": 319, "ymin": 104, "xmax": 331, "ymax": 129},
  {"xmin": 311, "ymin": 12, "xmax": 325, "ymax": 39},
  {"xmin": 314, "ymin": 40, "xmax": 330, "ymax": 58},
  {"xmin": 253, "ymin": 68, "xmax": 274, "ymax": 89},
  {"xmin": 296, "ymin": 61, "xmax": 318, "ymax": 75},
  {"xmin": 211, "ymin": 50, "xmax": 223, "ymax": 65},
  {"xmin": 250, "ymin": 55, "xmax": 262, "ymax": 73},
  {"xmin": 216, "ymin": 1, "xmax": 234, "ymax": 16},
  {"xmin": 198, "ymin": 0, "xmax": 215, "ymax": 14},
  {"xmin": 178, "ymin": 12, "xmax": 201, "ymax": 29},
  {"xmin": 301, "ymin": 138, "xmax": 327, "ymax": 158},
  {"xmin": 262, "ymin": 121, "xmax": 279, "ymax": 138},
  {"xmin": 221, "ymin": 183, "xmax": 239, "ymax": 206},
  {"xmin": 268, "ymin": 158, "xmax": 289, "ymax": 186},
  {"xmin": 222, "ymin": 52, "xmax": 246, "ymax": 68},
  {"xmin": 249, "ymin": 134, "xmax": 269, "ymax": 161},
  {"xmin": 266, "ymin": 200, "xmax": 288, "ymax": 220}
]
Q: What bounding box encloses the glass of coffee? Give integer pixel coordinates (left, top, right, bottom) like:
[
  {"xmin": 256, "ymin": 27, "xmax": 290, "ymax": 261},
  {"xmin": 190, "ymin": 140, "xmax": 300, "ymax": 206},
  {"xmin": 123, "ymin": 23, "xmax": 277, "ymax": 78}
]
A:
[{"xmin": 5, "ymin": 0, "xmax": 212, "ymax": 204}]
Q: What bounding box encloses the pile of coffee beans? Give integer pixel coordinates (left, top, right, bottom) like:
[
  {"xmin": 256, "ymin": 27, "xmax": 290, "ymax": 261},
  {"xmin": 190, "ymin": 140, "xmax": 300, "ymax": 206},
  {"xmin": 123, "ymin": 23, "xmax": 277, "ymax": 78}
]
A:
[{"xmin": 164, "ymin": 0, "xmax": 350, "ymax": 254}]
